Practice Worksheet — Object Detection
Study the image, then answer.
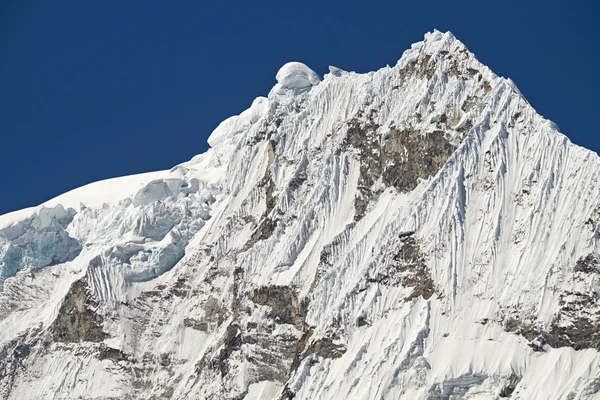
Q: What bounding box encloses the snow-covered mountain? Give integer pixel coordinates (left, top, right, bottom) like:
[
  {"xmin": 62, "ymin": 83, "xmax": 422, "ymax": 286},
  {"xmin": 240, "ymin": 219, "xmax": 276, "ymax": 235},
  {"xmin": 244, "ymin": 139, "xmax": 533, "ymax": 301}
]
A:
[{"xmin": 1, "ymin": 30, "xmax": 600, "ymax": 399}]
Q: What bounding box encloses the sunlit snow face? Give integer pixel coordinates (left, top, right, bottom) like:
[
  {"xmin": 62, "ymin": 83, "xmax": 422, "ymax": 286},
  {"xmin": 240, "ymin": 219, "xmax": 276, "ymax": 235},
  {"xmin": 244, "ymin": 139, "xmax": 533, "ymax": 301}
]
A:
[
  {"xmin": 276, "ymin": 62, "xmax": 321, "ymax": 89},
  {"xmin": 2, "ymin": 29, "xmax": 600, "ymax": 400}
]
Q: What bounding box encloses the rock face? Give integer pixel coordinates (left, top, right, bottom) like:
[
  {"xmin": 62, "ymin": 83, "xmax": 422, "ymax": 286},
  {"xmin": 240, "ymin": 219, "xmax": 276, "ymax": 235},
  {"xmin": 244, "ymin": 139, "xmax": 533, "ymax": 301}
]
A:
[
  {"xmin": 50, "ymin": 279, "xmax": 106, "ymax": 343},
  {"xmin": 1, "ymin": 30, "xmax": 600, "ymax": 399}
]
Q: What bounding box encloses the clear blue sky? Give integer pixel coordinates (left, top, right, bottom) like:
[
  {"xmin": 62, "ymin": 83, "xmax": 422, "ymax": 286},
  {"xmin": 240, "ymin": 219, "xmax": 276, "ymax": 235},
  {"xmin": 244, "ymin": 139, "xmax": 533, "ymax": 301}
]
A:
[{"xmin": 1, "ymin": 1, "xmax": 598, "ymax": 215}]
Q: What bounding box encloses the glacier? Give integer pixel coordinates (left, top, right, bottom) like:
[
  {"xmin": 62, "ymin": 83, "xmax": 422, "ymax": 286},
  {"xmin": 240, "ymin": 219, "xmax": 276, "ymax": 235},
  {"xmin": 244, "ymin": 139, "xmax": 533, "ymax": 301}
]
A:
[{"xmin": 1, "ymin": 30, "xmax": 600, "ymax": 399}]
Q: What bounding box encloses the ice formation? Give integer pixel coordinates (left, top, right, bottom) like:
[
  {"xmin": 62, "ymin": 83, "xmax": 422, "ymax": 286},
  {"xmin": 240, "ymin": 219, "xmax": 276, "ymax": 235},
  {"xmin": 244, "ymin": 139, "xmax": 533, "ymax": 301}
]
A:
[
  {"xmin": 276, "ymin": 61, "xmax": 321, "ymax": 89},
  {"xmin": 328, "ymin": 65, "xmax": 348, "ymax": 77}
]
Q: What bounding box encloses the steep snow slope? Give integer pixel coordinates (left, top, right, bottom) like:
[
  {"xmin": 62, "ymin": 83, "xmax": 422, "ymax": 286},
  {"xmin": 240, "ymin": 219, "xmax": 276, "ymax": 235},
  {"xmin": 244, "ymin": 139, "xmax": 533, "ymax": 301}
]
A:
[{"xmin": 1, "ymin": 30, "xmax": 600, "ymax": 400}]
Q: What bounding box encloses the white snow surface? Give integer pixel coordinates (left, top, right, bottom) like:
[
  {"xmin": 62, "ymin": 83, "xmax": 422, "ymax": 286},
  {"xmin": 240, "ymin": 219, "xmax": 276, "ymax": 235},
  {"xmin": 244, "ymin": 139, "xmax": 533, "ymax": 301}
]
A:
[
  {"xmin": 276, "ymin": 62, "xmax": 321, "ymax": 89},
  {"xmin": 1, "ymin": 30, "xmax": 600, "ymax": 399}
]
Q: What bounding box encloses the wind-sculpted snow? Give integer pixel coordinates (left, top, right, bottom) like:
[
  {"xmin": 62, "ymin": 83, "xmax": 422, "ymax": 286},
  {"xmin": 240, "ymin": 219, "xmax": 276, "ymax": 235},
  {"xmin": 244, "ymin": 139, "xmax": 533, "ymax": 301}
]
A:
[
  {"xmin": 276, "ymin": 62, "xmax": 321, "ymax": 89},
  {"xmin": 1, "ymin": 30, "xmax": 600, "ymax": 399}
]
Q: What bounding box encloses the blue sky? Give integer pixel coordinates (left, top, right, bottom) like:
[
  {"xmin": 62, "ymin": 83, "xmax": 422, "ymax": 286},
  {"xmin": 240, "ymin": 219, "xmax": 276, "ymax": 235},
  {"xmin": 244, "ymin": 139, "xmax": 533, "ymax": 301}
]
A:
[{"xmin": 1, "ymin": 0, "xmax": 598, "ymax": 215}]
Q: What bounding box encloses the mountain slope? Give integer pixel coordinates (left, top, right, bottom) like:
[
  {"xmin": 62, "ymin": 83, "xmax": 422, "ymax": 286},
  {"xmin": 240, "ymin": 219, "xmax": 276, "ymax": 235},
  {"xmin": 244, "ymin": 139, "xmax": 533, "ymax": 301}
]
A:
[{"xmin": 1, "ymin": 30, "xmax": 600, "ymax": 399}]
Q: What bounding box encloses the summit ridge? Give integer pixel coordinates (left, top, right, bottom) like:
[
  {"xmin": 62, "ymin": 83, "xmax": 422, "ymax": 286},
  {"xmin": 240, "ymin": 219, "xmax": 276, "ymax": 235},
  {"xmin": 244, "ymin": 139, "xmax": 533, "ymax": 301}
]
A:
[{"xmin": 1, "ymin": 31, "xmax": 600, "ymax": 399}]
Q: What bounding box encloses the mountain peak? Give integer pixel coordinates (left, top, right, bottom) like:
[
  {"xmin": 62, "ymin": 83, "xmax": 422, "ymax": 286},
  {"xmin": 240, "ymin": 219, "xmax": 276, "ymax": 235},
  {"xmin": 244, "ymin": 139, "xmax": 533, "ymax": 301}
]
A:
[{"xmin": 1, "ymin": 31, "xmax": 600, "ymax": 400}]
